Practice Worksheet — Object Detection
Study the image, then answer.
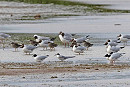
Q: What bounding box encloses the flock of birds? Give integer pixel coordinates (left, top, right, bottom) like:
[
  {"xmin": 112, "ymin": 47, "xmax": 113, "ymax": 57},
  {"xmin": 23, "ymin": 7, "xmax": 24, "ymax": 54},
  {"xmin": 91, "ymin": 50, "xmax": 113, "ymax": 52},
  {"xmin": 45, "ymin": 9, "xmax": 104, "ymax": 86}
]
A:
[{"xmin": 0, "ymin": 32, "xmax": 130, "ymax": 64}]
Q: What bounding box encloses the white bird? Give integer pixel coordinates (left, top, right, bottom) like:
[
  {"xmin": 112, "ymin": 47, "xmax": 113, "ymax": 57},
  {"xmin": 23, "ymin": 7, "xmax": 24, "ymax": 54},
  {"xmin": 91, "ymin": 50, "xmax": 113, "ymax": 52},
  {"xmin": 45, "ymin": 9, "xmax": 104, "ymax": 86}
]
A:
[
  {"xmin": 105, "ymin": 52, "xmax": 125, "ymax": 64},
  {"xmin": 104, "ymin": 39, "xmax": 120, "ymax": 47},
  {"xmin": 117, "ymin": 34, "xmax": 130, "ymax": 46},
  {"xmin": 33, "ymin": 54, "xmax": 49, "ymax": 62},
  {"xmin": 21, "ymin": 44, "xmax": 37, "ymax": 55},
  {"xmin": 59, "ymin": 32, "xmax": 72, "ymax": 47},
  {"xmin": 55, "ymin": 53, "xmax": 75, "ymax": 61},
  {"xmin": 38, "ymin": 40, "xmax": 53, "ymax": 50},
  {"xmin": 34, "ymin": 34, "xmax": 50, "ymax": 42},
  {"xmin": 72, "ymin": 45, "xmax": 86, "ymax": 55},
  {"xmin": 106, "ymin": 45, "xmax": 124, "ymax": 53},
  {"xmin": 72, "ymin": 35, "xmax": 89, "ymax": 43}
]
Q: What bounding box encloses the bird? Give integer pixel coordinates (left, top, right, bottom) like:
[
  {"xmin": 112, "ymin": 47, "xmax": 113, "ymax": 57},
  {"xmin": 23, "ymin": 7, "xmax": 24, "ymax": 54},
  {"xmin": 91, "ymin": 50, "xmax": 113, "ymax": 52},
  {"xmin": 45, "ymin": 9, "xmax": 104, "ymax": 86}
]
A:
[
  {"xmin": 71, "ymin": 35, "xmax": 89, "ymax": 43},
  {"xmin": 104, "ymin": 39, "xmax": 120, "ymax": 47},
  {"xmin": 33, "ymin": 54, "xmax": 49, "ymax": 62},
  {"xmin": 58, "ymin": 31, "xmax": 72, "ymax": 47},
  {"xmin": 34, "ymin": 34, "xmax": 50, "ymax": 42},
  {"xmin": 38, "ymin": 40, "xmax": 52, "ymax": 50},
  {"xmin": 29, "ymin": 40, "xmax": 39, "ymax": 46},
  {"xmin": 106, "ymin": 45, "xmax": 125, "ymax": 53},
  {"xmin": 34, "ymin": 14, "xmax": 41, "ymax": 19},
  {"xmin": 0, "ymin": 33, "xmax": 11, "ymax": 50},
  {"xmin": 21, "ymin": 44, "xmax": 37, "ymax": 55},
  {"xmin": 70, "ymin": 40, "xmax": 77, "ymax": 48},
  {"xmin": 72, "ymin": 45, "xmax": 86, "ymax": 55},
  {"xmin": 48, "ymin": 42, "xmax": 58, "ymax": 51},
  {"xmin": 117, "ymin": 34, "xmax": 130, "ymax": 46},
  {"xmin": 55, "ymin": 53, "xmax": 75, "ymax": 61},
  {"xmin": 83, "ymin": 41, "xmax": 93, "ymax": 50},
  {"xmin": 104, "ymin": 52, "xmax": 125, "ymax": 64},
  {"xmin": 11, "ymin": 42, "xmax": 22, "ymax": 52},
  {"xmin": 0, "ymin": 33, "xmax": 11, "ymax": 38}
]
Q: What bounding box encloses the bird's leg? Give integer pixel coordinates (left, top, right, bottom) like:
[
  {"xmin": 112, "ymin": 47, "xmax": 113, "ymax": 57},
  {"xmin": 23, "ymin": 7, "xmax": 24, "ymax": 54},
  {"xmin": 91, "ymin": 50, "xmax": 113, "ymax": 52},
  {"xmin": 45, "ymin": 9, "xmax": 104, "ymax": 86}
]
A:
[
  {"xmin": 65, "ymin": 43, "xmax": 66, "ymax": 47},
  {"xmin": 79, "ymin": 53, "xmax": 80, "ymax": 55},
  {"xmin": 68, "ymin": 43, "xmax": 69, "ymax": 47}
]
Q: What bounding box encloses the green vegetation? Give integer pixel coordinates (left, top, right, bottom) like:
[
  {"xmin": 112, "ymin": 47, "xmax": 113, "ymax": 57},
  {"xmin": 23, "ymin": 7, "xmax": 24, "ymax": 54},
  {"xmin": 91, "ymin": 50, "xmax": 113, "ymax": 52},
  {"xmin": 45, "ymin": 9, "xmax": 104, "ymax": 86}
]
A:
[
  {"xmin": 8, "ymin": 33, "xmax": 62, "ymax": 45},
  {"xmin": 2, "ymin": 0, "xmax": 130, "ymax": 13}
]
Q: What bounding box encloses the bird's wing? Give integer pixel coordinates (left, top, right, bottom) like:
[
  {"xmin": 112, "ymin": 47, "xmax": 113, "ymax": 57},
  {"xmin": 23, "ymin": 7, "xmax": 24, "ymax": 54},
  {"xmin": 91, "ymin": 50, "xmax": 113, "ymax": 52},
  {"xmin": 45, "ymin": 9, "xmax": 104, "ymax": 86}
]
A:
[
  {"xmin": 37, "ymin": 56, "xmax": 46, "ymax": 60},
  {"xmin": 123, "ymin": 35, "xmax": 130, "ymax": 39},
  {"xmin": 64, "ymin": 56, "xmax": 75, "ymax": 59}
]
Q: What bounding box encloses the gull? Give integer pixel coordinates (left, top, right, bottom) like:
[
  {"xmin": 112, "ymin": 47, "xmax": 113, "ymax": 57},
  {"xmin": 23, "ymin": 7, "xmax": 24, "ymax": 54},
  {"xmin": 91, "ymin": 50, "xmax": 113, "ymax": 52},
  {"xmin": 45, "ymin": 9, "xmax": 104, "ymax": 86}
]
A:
[
  {"xmin": 29, "ymin": 40, "xmax": 39, "ymax": 46},
  {"xmin": 55, "ymin": 53, "xmax": 75, "ymax": 61},
  {"xmin": 106, "ymin": 45, "xmax": 124, "ymax": 53},
  {"xmin": 72, "ymin": 45, "xmax": 86, "ymax": 55},
  {"xmin": 0, "ymin": 33, "xmax": 11, "ymax": 50},
  {"xmin": 38, "ymin": 40, "xmax": 53, "ymax": 50},
  {"xmin": 83, "ymin": 41, "xmax": 93, "ymax": 50},
  {"xmin": 117, "ymin": 34, "xmax": 130, "ymax": 46},
  {"xmin": 70, "ymin": 40, "xmax": 77, "ymax": 48},
  {"xmin": 11, "ymin": 42, "xmax": 22, "ymax": 52},
  {"xmin": 104, "ymin": 52, "xmax": 125, "ymax": 64},
  {"xmin": 21, "ymin": 44, "xmax": 37, "ymax": 55},
  {"xmin": 48, "ymin": 42, "xmax": 58, "ymax": 51},
  {"xmin": 34, "ymin": 34, "xmax": 50, "ymax": 42},
  {"xmin": 0, "ymin": 33, "xmax": 11, "ymax": 38},
  {"xmin": 71, "ymin": 35, "xmax": 89, "ymax": 43},
  {"xmin": 33, "ymin": 54, "xmax": 49, "ymax": 62},
  {"xmin": 58, "ymin": 31, "xmax": 72, "ymax": 47},
  {"xmin": 104, "ymin": 39, "xmax": 120, "ymax": 47}
]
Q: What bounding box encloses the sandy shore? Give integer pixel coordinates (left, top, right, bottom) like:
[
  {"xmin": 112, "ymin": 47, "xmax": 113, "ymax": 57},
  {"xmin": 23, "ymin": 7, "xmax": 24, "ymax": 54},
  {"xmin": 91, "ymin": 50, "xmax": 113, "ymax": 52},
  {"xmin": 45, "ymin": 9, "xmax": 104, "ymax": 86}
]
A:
[{"xmin": 0, "ymin": 63, "xmax": 130, "ymax": 87}]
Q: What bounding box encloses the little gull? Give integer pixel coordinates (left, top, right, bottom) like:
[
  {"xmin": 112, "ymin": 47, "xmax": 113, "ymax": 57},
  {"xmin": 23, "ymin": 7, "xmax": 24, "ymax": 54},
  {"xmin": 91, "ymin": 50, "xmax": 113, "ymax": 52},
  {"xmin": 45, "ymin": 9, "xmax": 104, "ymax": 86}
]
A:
[
  {"xmin": 106, "ymin": 45, "xmax": 124, "ymax": 53},
  {"xmin": 71, "ymin": 35, "xmax": 89, "ymax": 43},
  {"xmin": 105, "ymin": 52, "xmax": 125, "ymax": 65},
  {"xmin": 21, "ymin": 44, "xmax": 37, "ymax": 55},
  {"xmin": 117, "ymin": 34, "xmax": 130, "ymax": 46},
  {"xmin": 33, "ymin": 54, "xmax": 49, "ymax": 62},
  {"xmin": 0, "ymin": 33, "xmax": 11, "ymax": 50},
  {"xmin": 38, "ymin": 40, "xmax": 53, "ymax": 50},
  {"xmin": 72, "ymin": 45, "xmax": 86, "ymax": 55},
  {"xmin": 55, "ymin": 53, "xmax": 75, "ymax": 61},
  {"xmin": 11, "ymin": 42, "xmax": 22, "ymax": 52},
  {"xmin": 34, "ymin": 34, "xmax": 50, "ymax": 42},
  {"xmin": 83, "ymin": 41, "xmax": 93, "ymax": 50},
  {"xmin": 48, "ymin": 42, "xmax": 58, "ymax": 51}
]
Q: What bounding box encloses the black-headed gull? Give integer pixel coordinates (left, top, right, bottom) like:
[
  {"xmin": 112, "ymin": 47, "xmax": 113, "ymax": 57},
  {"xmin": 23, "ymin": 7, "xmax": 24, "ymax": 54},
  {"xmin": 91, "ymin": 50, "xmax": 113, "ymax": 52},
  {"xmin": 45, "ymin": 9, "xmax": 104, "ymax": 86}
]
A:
[
  {"xmin": 106, "ymin": 45, "xmax": 124, "ymax": 53},
  {"xmin": 117, "ymin": 34, "xmax": 130, "ymax": 45},
  {"xmin": 21, "ymin": 44, "xmax": 37, "ymax": 55},
  {"xmin": 33, "ymin": 54, "xmax": 49, "ymax": 62},
  {"xmin": 72, "ymin": 45, "xmax": 86, "ymax": 55},
  {"xmin": 105, "ymin": 52, "xmax": 125, "ymax": 64},
  {"xmin": 11, "ymin": 42, "xmax": 22, "ymax": 52},
  {"xmin": 55, "ymin": 53, "xmax": 75, "ymax": 61},
  {"xmin": 58, "ymin": 31, "xmax": 72, "ymax": 47}
]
